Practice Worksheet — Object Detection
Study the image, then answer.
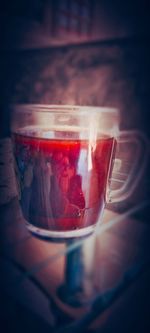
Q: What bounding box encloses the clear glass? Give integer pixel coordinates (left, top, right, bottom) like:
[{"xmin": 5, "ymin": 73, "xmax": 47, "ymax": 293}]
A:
[{"xmin": 11, "ymin": 104, "xmax": 119, "ymax": 239}]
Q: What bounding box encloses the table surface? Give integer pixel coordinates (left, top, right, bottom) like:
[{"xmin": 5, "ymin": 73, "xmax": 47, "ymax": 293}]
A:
[{"xmin": 1, "ymin": 198, "xmax": 150, "ymax": 333}]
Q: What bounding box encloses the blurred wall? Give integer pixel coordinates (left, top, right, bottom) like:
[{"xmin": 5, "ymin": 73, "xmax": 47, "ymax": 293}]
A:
[{"xmin": 1, "ymin": 41, "xmax": 150, "ymax": 133}]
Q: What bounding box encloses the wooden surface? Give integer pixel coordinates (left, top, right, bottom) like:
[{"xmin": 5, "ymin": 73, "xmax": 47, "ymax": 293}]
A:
[{"xmin": 0, "ymin": 198, "xmax": 150, "ymax": 332}]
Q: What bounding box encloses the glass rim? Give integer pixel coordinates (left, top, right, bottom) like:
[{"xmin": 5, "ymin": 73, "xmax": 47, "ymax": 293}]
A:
[{"xmin": 11, "ymin": 104, "xmax": 119, "ymax": 115}]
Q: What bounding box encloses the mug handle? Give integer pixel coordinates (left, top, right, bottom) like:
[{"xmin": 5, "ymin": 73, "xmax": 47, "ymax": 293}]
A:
[{"xmin": 107, "ymin": 130, "xmax": 149, "ymax": 203}]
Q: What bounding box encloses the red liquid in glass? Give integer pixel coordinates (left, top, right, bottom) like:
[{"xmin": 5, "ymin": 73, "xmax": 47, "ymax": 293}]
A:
[{"xmin": 13, "ymin": 129, "xmax": 115, "ymax": 234}]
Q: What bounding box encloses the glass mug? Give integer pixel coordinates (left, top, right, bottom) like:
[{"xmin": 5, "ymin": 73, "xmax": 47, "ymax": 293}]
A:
[{"xmin": 11, "ymin": 104, "xmax": 147, "ymax": 240}]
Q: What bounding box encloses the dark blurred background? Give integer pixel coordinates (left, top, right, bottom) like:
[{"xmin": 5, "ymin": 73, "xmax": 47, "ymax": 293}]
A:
[{"xmin": 0, "ymin": 1, "xmax": 150, "ymax": 333}]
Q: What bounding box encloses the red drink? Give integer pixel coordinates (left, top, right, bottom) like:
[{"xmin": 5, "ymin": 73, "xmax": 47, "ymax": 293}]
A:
[{"xmin": 13, "ymin": 128, "xmax": 115, "ymax": 237}]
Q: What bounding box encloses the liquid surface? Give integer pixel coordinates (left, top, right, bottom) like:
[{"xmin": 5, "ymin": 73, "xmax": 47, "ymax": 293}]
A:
[{"xmin": 13, "ymin": 128, "xmax": 115, "ymax": 236}]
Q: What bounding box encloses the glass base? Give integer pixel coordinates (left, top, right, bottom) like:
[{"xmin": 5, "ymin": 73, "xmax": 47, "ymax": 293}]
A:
[{"xmin": 26, "ymin": 221, "xmax": 95, "ymax": 240}]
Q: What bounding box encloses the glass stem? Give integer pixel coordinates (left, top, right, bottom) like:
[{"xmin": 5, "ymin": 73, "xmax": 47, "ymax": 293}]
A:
[{"xmin": 65, "ymin": 239, "xmax": 84, "ymax": 293}]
